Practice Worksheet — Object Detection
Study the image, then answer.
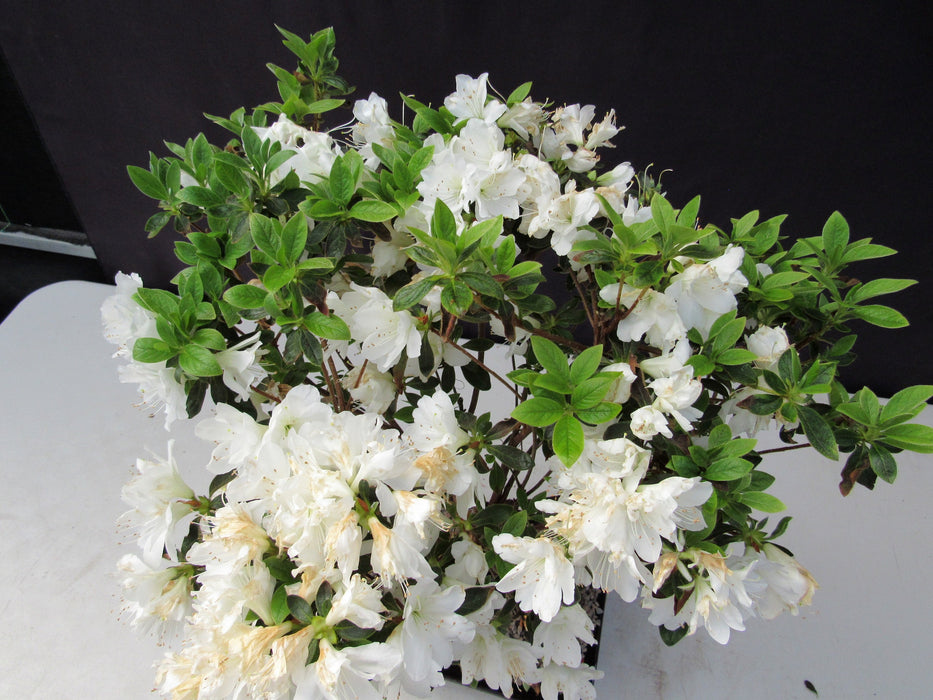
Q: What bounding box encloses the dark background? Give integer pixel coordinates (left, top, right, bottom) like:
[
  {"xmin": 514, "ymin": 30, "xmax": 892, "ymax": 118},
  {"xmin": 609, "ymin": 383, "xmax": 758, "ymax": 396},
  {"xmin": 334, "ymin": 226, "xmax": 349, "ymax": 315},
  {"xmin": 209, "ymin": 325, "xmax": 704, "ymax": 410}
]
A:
[{"xmin": 1, "ymin": 1, "xmax": 930, "ymax": 396}]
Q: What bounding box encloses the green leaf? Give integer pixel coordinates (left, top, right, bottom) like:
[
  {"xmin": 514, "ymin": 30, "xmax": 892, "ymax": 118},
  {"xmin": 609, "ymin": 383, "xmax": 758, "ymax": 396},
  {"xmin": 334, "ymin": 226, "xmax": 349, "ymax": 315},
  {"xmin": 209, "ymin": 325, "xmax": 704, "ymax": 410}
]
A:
[
  {"xmin": 534, "ymin": 373, "xmax": 573, "ymax": 394},
  {"xmin": 459, "ymin": 271, "xmax": 504, "ymax": 299},
  {"xmin": 705, "ymin": 457, "xmax": 754, "ymax": 481},
  {"xmin": 132, "ymin": 337, "xmax": 175, "ymax": 363},
  {"xmin": 223, "ymin": 284, "xmax": 270, "ymax": 309},
  {"xmin": 178, "ymin": 344, "xmax": 222, "ymax": 377},
  {"xmin": 306, "ymin": 98, "xmax": 346, "ymax": 114},
  {"xmin": 127, "ymin": 165, "xmax": 168, "ymax": 200},
  {"xmin": 506, "ymin": 81, "xmax": 533, "ymax": 106},
  {"xmin": 530, "ymin": 336, "xmax": 570, "ymax": 379},
  {"xmin": 431, "ymin": 199, "xmax": 458, "ymax": 242},
  {"xmin": 134, "ymin": 287, "xmax": 180, "ymax": 319},
  {"xmin": 334, "ymin": 620, "xmax": 374, "ymax": 641},
  {"xmin": 279, "ymin": 212, "xmax": 308, "ymax": 264},
  {"xmin": 749, "ymin": 394, "xmax": 782, "ymax": 415},
  {"xmin": 441, "ymin": 279, "xmax": 474, "ymax": 316},
  {"xmin": 329, "ymin": 155, "xmax": 355, "ymax": 208},
  {"xmin": 880, "ymin": 385, "xmax": 933, "ymax": 425},
  {"xmin": 717, "ymin": 438, "xmax": 758, "ymax": 459},
  {"xmin": 821, "ymin": 211, "xmax": 850, "ymax": 260},
  {"xmin": 263, "ymin": 265, "xmax": 295, "ymax": 293},
  {"xmin": 718, "ymin": 348, "xmax": 758, "ymax": 366},
  {"xmin": 570, "ymin": 375, "xmax": 615, "ymax": 410},
  {"xmin": 348, "ymin": 199, "xmax": 398, "ymax": 222},
  {"xmin": 570, "ymin": 345, "xmax": 603, "ymax": 384},
  {"xmin": 737, "ymin": 491, "xmax": 786, "ymax": 513},
  {"xmin": 249, "ymin": 213, "xmax": 278, "ymax": 257},
  {"xmin": 708, "ymin": 423, "xmax": 733, "ymax": 448},
  {"xmin": 841, "ymin": 242, "xmax": 896, "ymax": 263},
  {"xmin": 797, "ymin": 405, "xmax": 839, "ymax": 460},
  {"xmin": 659, "ymin": 625, "xmax": 689, "ymax": 647},
  {"xmin": 512, "ymin": 397, "xmax": 565, "ymax": 427},
  {"xmin": 848, "ymin": 277, "xmax": 916, "ymax": 303},
  {"xmin": 686, "ymin": 355, "xmax": 716, "ymax": 377},
  {"xmin": 176, "ymin": 186, "xmax": 223, "ymax": 208},
  {"xmin": 190, "ymin": 328, "xmax": 226, "ymax": 350},
  {"xmin": 270, "ymin": 586, "xmax": 289, "ymax": 625},
  {"xmin": 868, "ymin": 444, "xmax": 897, "ymax": 483},
  {"xmin": 651, "ymin": 193, "xmax": 675, "ymax": 233},
  {"xmin": 304, "ymin": 311, "xmax": 351, "ymax": 340},
  {"xmin": 852, "ymin": 304, "xmax": 909, "ymax": 329},
  {"xmin": 503, "ymin": 510, "xmax": 528, "ymax": 537},
  {"xmin": 553, "ymin": 414, "xmax": 585, "ymax": 466},
  {"xmin": 487, "ymin": 444, "xmax": 535, "ymax": 471},
  {"xmin": 456, "ymin": 587, "xmax": 493, "ymax": 616},
  {"xmin": 394, "ymin": 276, "xmax": 440, "ymax": 311},
  {"xmin": 575, "ymin": 401, "xmax": 621, "ymax": 424},
  {"xmin": 632, "ymin": 259, "xmax": 664, "ymax": 288},
  {"xmin": 286, "ymin": 595, "xmax": 314, "ymax": 624},
  {"xmin": 880, "ymin": 423, "xmax": 933, "ymax": 453}
]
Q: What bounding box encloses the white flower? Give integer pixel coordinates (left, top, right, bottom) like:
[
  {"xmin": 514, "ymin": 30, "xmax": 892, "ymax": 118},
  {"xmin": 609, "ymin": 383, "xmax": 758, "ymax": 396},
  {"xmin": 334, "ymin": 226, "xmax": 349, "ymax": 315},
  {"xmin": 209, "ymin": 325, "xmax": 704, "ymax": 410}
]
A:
[
  {"xmin": 666, "ymin": 245, "xmax": 749, "ymax": 338},
  {"xmin": 406, "ymin": 390, "xmax": 485, "ymax": 515},
  {"xmin": 629, "ymin": 404, "xmax": 672, "ymax": 441},
  {"xmin": 751, "ymin": 543, "xmax": 818, "ymax": 619},
  {"xmin": 215, "ymin": 333, "xmax": 265, "ymax": 402},
  {"xmin": 459, "ymin": 623, "xmax": 538, "ymax": 698},
  {"xmin": 352, "ymin": 92, "xmax": 395, "ymax": 169},
  {"xmin": 325, "ymin": 574, "xmax": 387, "ymax": 630},
  {"xmin": 395, "ymin": 579, "xmax": 475, "ymax": 685},
  {"xmin": 253, "ymin": 115, "xmax": 341, "ymax": 186},
  {"xmin": 101, "ymin": 272, "xmax": 155, "ymax": 357},
  {"xmin": 444, "ymin": 72, "xmax": 506, "ymax": 124},
  {"xmin": 293, "ymin": 638, "xmax": 400, "ymax": 700},
  {"xmin": 746, "ymin": 325, "xmax": 790, "ymax": 369},
  {"xmin": 528, "ymin": 183, "xmax": 600, "ymax": 256},
  {"xmin": 342, "ymin": 284, "xmax": 422, "ymax": 372},
  {"xmin": 602, "ymin": 361, "xmax": 636, "ymax": 404},
  {"xmin": 370, "ymin": 227, "xmax": 413, "ymax": 278},
  {"xmin": 533, "ymin": 603, "xmax": 596, "ymax": 667},
  {"xmin": 492, "ymin": 534, "xmax": 575, "ymax": 622},
  {"xmin": 194, "ymin": 560, "xmax": 277, "ymax": 632},
  {"xmin": 445, "ymin": 538, "xmax": 489, "ymax": 585},
  {"xmin": 600, "ymin": 284, "xmax": 687, "ymax": 351},
  {"xmin": 186, "ymin": 502, "xmax": 270, "ymax": 574},
  {"xmin": 368, "ymin": 518, "xmax": 434, "ymax": 586},
  {"xmin": 252, "ymin": 112, "xmax": 309, "ymax": 149},
  {"xmin": 117, "ymin": 554, "xmax": 192, "ymax": 636},
  {"xmin": 117, "ymin": 361, "xmax": 188, "ymax": 429},
  {"xmin": 119, "ymin": 440, "xmax": 197, "ymax": 566},
  {"xmin": 498, "ymin": 98, "xmax": 546, "ymax": 140},
  {"xmin": 529, "ymin": 661, "xmax": 602, "ymax": 700},
  {"xmin": 342, "ymin": 362, "xmax": 397, "ymax": 413},
  {"xmin": 196, "ymin": 402, "xmax": 267, "ymax": 467},
  {"xmin": 648, "ymin": 367, "xmax": 703, "ymax": 432},
  {"xmin": 639, "ymin": 339, "xmax": 692, "ymax": 378}
]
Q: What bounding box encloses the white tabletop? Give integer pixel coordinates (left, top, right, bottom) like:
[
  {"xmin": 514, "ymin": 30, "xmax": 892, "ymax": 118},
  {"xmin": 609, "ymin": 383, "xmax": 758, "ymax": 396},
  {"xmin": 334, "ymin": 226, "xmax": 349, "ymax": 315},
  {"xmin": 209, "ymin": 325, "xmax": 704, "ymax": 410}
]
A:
[{"xmin": 1, "ymin": 281, "xmax": 931, "ymax": 699}]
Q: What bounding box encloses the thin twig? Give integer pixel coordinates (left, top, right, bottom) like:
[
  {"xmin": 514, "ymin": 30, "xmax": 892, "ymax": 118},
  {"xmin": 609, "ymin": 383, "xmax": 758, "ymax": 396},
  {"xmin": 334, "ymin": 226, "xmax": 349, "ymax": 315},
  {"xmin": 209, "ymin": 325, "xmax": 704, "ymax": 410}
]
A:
[
  {"xmin": 758, "ymin": 442, "xmax": 812, "ymax": 455},
  {"xmin": 433, "ymin": 330, "xmax": 521, "ymax": 398}
]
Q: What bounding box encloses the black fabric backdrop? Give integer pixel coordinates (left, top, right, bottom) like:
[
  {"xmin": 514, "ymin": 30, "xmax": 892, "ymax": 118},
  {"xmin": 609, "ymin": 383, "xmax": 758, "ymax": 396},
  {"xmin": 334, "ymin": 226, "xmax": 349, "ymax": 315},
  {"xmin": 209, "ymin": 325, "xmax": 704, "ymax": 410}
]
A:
[{"xmin": 2, "ymin": 1, "xmax": 930, "ymax": 395}]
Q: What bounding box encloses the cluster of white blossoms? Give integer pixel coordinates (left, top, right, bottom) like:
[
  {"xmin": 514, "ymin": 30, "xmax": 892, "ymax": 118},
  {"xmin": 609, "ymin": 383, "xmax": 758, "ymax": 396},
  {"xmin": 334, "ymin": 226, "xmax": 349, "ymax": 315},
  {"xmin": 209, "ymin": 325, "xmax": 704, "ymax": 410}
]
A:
[
  {"xmin": 110, "ymin": 60, "xmax": 828, "ymax": 700},
  {"xmin": 116, "ymin": 385, "xmax": 612, "ymax": 699}
]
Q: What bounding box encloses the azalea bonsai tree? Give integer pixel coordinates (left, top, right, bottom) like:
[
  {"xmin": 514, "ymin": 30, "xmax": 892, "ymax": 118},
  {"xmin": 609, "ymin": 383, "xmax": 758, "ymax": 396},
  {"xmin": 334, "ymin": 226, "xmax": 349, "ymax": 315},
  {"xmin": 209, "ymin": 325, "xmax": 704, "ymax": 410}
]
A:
[{"xmin": 104, "ymin": 26, "xmax": 933, "ymax": 700}]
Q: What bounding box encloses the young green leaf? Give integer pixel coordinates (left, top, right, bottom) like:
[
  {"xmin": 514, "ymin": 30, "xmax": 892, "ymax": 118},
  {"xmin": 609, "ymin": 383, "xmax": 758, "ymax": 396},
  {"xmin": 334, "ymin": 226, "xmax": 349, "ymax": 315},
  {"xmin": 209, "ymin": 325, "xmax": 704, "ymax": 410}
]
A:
[
  {"xmin": 512, "ymin": 397, "xmax": 565, "ymax": 427},
  {"xmin": 223, "ymin": 284, "xmax": 271, "ymax": 309},
  {"xmin": 530, "ymin": 336, "xmax": 570, "ymax": 380},
  {"xmin": 552, "ymin": 414, "xmax": 585, "ymax": 466},
  {"xmin": 178, "ymin": 344, "xmax": 223, "ymax": 377},
  {"xmin": 570, "ymin": 345, "xmax": 603, "ymax": 384}
]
